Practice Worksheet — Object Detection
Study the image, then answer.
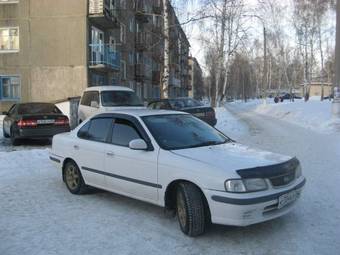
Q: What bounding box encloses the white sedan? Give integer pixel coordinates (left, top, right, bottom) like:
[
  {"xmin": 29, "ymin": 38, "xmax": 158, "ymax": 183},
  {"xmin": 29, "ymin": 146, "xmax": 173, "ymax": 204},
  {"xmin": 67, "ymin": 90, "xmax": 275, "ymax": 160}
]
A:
[{"xmin": 50, "ymin": 109, "xmax": 306, "ymax": 236}]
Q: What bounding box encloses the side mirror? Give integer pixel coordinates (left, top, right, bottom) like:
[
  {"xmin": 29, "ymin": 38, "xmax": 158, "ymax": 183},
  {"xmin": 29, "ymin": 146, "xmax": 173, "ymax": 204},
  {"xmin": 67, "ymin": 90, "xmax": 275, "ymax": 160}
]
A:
[
  {"xmin": 129, "ymin": 139, "xmax": 148, "ymax": 150},
  {"xmin": 90, "ymin": 101, "xmax": 99, "ymax": 108},
  {"xmin": 2, "ymin": 111, "xmax": 8, "ymax": 115}
]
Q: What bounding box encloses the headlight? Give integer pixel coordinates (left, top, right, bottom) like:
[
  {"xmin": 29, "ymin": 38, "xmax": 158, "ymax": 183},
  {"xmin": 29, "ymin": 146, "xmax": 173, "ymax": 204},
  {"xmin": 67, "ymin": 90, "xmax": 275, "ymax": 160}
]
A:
[
  {"xmin": 295, "ymin": 165, "xmax": 302, "ymax": 178},
  {"xmin": 225, "ymin": 178, "xmax": 268, "ymax": 193}
]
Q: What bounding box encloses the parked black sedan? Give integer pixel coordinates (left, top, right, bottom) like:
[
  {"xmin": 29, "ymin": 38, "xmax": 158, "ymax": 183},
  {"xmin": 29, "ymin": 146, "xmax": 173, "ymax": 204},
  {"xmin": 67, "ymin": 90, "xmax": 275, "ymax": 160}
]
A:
[
  {"xmin": 2, "ymin": 103, "xmax": 70, "ymax": 145},
  {"xmin": 148, "ymin": 98, "xmax": 217, "ymax": 126}
]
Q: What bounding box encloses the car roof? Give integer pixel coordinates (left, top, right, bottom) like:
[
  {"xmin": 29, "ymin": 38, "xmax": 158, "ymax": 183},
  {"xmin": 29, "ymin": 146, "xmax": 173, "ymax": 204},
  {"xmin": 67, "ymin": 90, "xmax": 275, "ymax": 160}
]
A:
[
  {"xmin": 84, "ymin": 86, "xmax": 134, "ymax": 92},
  {"xmin": 95, "ymin": 109, "xmax": 188, "ymax": 118}
]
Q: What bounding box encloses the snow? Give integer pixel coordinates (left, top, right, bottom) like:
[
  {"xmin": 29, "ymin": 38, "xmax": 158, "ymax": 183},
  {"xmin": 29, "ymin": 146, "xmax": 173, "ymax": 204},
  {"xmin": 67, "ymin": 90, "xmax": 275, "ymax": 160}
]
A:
[
  {"xmin": 228, "ymin": 99, "xmax": 340, "ymax": 134},
  {"xmin": 215, "ymin": 107, "xmax": 249, "ymax": 140},
  {"xmin": 1, "ymin": 108, "xmax": 340, "ymax": 254}
]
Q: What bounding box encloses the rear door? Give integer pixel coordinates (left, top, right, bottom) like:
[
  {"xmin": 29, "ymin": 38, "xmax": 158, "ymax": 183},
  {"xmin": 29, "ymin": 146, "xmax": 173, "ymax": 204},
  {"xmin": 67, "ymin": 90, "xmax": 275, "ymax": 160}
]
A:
[
  {"xmin": 104, "ymin": 116, "xmax": 159, "ymax": 203},
  {"xmin": 73, "ymin": 117, "xmax": 113, "ymax": 188}
]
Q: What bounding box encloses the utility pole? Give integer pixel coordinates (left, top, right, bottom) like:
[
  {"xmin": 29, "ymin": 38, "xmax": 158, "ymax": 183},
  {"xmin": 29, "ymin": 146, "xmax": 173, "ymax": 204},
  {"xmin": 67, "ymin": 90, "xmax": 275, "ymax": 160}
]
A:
[
  {"xmin": 333, "ymin": 0, "xmax": 340, "ymax": 117},
  {"xmin": 161, "ymin": 0, "xmax": 170, "ymax": 99}
]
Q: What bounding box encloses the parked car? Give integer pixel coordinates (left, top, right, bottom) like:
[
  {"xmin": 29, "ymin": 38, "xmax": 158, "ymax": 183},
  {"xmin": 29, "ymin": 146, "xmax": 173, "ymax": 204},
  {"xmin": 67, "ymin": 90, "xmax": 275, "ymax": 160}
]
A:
[
  {"xmin": 78, "ymin": 86, "xmax": 144, "ymax": 124},
  {"xmin": 50, "ymin": 109, "xmax": 305, "ymax": 237},
  {"xmin": 2, "ymin": 102, "xmax": 70, "ymax": 145},
  {"xmin": 148, "ymin": 98, "xmax": 217, "ymax": 126}
]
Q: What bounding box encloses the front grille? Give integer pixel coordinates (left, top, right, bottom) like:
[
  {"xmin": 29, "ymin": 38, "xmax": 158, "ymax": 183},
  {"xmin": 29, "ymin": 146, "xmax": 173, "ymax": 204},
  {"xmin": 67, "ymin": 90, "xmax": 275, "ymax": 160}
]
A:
[{"xmin": 269, "ymin": 170, "xmax": 295, "ymax": 187}]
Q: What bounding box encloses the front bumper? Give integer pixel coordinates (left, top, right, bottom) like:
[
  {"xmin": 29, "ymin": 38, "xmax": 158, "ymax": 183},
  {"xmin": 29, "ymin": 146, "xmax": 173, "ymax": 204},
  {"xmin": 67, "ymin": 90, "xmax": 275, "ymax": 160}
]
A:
[{"xmin": 204, "ymin": 177, "xmax": 306, "ymax": 226}]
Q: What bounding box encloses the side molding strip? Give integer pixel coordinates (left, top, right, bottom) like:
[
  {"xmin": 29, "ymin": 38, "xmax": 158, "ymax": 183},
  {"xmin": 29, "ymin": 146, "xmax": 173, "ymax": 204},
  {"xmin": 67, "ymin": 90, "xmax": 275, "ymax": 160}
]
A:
[{"xmin": 81, "ymin": 166, "xmax": 162, "ymax": 189}]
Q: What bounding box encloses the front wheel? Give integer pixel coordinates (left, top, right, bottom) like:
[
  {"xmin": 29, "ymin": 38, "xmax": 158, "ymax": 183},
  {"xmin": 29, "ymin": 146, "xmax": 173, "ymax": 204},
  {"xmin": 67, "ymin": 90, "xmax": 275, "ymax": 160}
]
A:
[
  {"xmin": 63, "ymin": 161, "xmax": 88, "ymax": 194},
  {"xmin": 176, "ymin": 182, "xmax": 207, "ymax": 237}
]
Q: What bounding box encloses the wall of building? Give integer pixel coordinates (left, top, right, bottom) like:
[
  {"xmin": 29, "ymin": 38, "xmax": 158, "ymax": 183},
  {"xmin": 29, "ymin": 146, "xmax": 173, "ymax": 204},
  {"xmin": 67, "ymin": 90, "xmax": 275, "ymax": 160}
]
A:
[{"xmin": 0, "ymin": 0, "xmax": 88, "ymax": 111}]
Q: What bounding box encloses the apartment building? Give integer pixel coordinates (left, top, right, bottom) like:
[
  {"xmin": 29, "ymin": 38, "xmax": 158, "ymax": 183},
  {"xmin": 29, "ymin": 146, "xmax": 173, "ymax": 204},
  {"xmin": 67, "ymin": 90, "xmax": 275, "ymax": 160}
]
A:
[
  {"xmin": 188, "ymin": 56, "xmax": 204, "ymax": 99},
  {"xmin": 0, "ymin": 0, "xmax": 190, "ymax": 111}
]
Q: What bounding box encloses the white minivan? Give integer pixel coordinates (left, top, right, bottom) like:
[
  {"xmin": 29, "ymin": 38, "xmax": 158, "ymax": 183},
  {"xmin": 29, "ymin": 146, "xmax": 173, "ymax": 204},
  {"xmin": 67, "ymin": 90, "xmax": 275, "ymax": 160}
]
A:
[{"xmin": 78, "ymin": 86, "xmax": 145, "ymax": 123}]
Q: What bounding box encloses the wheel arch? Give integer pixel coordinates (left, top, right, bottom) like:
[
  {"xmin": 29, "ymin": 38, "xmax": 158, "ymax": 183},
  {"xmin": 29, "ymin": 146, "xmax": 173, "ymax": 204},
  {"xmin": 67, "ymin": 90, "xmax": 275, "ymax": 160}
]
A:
[
  {"xmin": 62, "ymin": 158, "xmax": 79, "ymax": 182},
  {"xmin": 164, "ymin": 179, "xmax": 211, "ymax": 217}
]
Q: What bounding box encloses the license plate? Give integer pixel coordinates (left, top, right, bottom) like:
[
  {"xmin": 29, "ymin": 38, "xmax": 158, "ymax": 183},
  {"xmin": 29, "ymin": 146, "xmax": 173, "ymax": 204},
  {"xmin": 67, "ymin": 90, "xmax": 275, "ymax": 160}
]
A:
[
  {"xmin": 37, "ymin": 119, "xmax": 55, "ymax": 124},
  {"xmin": 278, "ymin": 190, "xmax": 300, "ymax": 209},
  {"xmin": 194, "ymin": 112, "xmax": 205, "ymax": 117}
]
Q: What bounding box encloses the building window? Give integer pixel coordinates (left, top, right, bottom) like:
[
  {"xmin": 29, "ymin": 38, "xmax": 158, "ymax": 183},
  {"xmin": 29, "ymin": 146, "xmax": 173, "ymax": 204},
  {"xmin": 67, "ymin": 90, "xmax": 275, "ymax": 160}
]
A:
[
  {"xmin": 0, "ymin": 27, "xmax": 19, "ymax": 52},
  {"xmin": 129, "ymin": 18, "xmax": 135, "ymax": 33},
  {"xmin": 120, "ymin": 60, "xmax": 127, "ymax": 80},
  {"xmin": 128, "ymin": 52, "xmax": 135, "ymax": 65},
  {"xmin": 120, "ymin": 24, "xmax": 126, "ymax": 43},
  {"xmin": 120, "ymin": 0, "xmax": 126, "ymax": 9},
  {"xmin": 0, "ymin": 76, "xmax": 20, "ymax": 100}
]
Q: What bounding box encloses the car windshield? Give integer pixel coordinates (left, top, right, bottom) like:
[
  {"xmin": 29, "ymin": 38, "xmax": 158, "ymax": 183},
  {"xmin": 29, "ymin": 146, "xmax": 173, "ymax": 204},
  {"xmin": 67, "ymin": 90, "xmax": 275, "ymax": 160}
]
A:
[
  {"xmin": 169, "ymin": 98, "xmax": 203, "ymax": 109},
  {"xmin": 101, "ymin": 91, "xmax": 144, "ymax": 107},
  {"xmin": 17, "ymin": 103, "xmax": 61, "ymax": 114},
  {"xmin": 142, "ymin": 114, "xmax": 230, "ymax": 150}
]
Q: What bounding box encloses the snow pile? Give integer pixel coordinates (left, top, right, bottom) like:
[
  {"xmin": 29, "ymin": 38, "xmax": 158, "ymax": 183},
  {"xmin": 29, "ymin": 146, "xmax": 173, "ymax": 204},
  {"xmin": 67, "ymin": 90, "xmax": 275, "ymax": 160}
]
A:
[
  {"xmin": 229, "ymin": 99, "xmax": 340, "ymax": 133},
  {"xmin": 215, "ymin": 107, "xmax": 248, "ymax": 140}
]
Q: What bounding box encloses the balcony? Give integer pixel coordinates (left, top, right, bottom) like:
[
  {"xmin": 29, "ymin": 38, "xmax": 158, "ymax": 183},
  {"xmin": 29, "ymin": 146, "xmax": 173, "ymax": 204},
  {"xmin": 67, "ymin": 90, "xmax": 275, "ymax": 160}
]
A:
[
  {"xmin": 136, "ymin": 32, "xmax": 148, "ymax": 51},
  {"xmin": 88, "ymin": 0, "xmax": 120, "ymax": 28},
  {"xmin": 169, "ymin": 75, "xmax": 181, "ymax": 88},
  {"xmin": 152, "ymin": 71, "xmax": 160, "ymax": 83},
  {"xmin": 135, "ymin": 64, "xmax": 152, "ymax": 81},
  {"xmin": 153, "ymin": 5, "xmax": 162, "ymax": 15},
  {"xmin": 135, "ymin": 2, "xmax": 149, "ymax": 23},
  {"xmin": 89, "ymin": 43, "xmax": 120, "ymax": 71}
]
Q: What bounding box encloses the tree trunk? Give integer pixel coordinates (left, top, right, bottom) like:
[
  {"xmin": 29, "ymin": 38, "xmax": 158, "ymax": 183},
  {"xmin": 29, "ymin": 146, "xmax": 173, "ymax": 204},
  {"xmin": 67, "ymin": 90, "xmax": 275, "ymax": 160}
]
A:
[
  {"xmin": 161, "ymin": 0, "xmax": 170, "ymax": 99},
  {"xmin": 213, "ymin": 1, "xmax": 227, "ymax": 107}
]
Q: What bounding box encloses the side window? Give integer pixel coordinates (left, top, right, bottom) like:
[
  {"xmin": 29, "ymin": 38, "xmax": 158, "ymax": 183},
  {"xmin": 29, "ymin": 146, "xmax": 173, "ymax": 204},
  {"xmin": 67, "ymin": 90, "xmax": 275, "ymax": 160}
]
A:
[
  {"xmin": 80, "ymin": 92, "xmax": 90, "ymax": 106},
  {"xmin": 111, "ymin": 119, "xmax": 141, "ymax": 147},
  {"xmin": 87, "ymin": 118, "xmax": 112, "ymax": 142},
  {"xmin": 77, "ymin": 121, "xmax": 90, "ymax": 139},
  {"xmin": 80, "ymin": 91, "xmax": 99, "ymax": 107}
]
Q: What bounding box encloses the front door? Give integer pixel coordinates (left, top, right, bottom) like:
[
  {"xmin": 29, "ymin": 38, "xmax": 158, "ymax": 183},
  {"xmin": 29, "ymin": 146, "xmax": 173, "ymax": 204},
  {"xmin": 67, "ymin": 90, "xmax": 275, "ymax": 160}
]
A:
[{"xmin": 104, "ymin": 117, "xmax": 159, "ymax": 203}]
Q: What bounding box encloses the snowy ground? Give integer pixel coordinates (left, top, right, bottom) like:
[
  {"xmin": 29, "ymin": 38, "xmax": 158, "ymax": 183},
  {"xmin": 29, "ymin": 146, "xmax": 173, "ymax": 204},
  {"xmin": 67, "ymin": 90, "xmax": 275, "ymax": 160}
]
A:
[
  {"xmin": 1, "ymin": 108, "xmax": 340, "ymax": 255},
  {"xmin": 229, "ymin": 98, "xmax": 340, "ymax": 134}
]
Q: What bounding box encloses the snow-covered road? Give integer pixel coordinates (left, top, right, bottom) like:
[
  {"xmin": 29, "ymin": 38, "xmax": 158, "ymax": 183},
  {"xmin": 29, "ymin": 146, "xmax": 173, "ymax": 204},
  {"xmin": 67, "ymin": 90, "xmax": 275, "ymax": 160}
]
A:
[{"xmin": 1, "ymin": 108, "xmax": 340, "ymax": 255}]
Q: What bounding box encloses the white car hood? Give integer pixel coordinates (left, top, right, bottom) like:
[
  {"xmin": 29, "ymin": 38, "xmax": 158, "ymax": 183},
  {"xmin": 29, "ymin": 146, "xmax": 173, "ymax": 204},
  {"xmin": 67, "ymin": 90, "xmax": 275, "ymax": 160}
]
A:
[{"xmin": 171, "ymin": 143, "xmax": 292, "ymax": 172}]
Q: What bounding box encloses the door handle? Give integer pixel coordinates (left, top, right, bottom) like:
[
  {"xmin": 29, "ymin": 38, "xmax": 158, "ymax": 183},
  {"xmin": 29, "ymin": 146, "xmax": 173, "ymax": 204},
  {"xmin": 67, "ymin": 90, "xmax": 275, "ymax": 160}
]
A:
[
  {"xmin": 106, "ymin": 151, "xmax": 114, "ymax": 157},
  {"xmin": 73, "ymin": 145, "xmax": 79, "ymax": 150}
]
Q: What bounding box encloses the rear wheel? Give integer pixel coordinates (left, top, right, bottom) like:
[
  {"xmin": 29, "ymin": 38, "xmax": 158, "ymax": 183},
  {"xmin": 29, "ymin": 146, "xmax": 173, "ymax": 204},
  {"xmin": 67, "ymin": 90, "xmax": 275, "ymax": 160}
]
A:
[
  {"xmin": 10, "ymin": 129, "xmax": 19, "ymax": 146},
  {"xmin": 176, "ymin": 182, "xmax": 207, "ymax": 237},
  {"xmin": 63, "ymin": 161, "xmax": 88, "ymax": 194}
]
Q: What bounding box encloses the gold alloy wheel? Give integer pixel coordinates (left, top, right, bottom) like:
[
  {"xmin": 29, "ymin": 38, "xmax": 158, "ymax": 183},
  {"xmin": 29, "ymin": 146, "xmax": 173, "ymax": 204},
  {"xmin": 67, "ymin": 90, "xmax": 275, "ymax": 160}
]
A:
[
  {"xmin": 65, "ymin": 164, "xmax": 80, "ymax": 190},
  {"xmin": 177, "ymin": 190, "xmax": 187, "ymax": 228}
]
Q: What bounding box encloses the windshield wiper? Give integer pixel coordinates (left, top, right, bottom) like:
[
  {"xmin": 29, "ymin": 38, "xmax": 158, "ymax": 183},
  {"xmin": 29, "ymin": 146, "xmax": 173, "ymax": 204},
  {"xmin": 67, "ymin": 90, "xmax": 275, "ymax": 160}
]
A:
[{"xmin": 191, "ymin": 141, "xmax": 224, "ymax": 148}]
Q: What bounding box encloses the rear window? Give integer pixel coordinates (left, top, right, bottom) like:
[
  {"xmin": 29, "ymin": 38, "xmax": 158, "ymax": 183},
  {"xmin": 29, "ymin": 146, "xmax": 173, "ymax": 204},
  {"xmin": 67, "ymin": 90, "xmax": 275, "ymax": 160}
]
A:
[
  {"xmin": 101, "ymin": 90, "xmax": 143, "ymax": 107},
  {"xmin": 17, "ymin": 103, "xmax": 61, "ymax": 115},
  {"xmin": 169, "ymin": 98, "xmax": 203, "ymax": 109}
]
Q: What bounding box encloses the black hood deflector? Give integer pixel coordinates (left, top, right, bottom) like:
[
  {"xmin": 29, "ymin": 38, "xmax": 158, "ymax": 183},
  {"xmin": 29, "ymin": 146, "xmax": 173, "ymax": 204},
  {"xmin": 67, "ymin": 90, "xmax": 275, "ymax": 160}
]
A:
[{"xmin": 236, "ymin": 157, "xmax": 300, "ymax": 178}]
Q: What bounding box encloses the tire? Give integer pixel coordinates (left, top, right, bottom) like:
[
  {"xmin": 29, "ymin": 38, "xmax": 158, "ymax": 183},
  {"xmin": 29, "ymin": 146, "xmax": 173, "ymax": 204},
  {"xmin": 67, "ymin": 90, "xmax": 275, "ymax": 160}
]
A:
[
  {"xmin": 3, "ymin": 126, "xmax": 9, "ymax": 138},
  {"xmin": 63, "ymin": 160, "xmax": 88, "ymax": 194},
  {"xmin": 176, "ymin": 182, "xmax": 207, "ymax": 237}
]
